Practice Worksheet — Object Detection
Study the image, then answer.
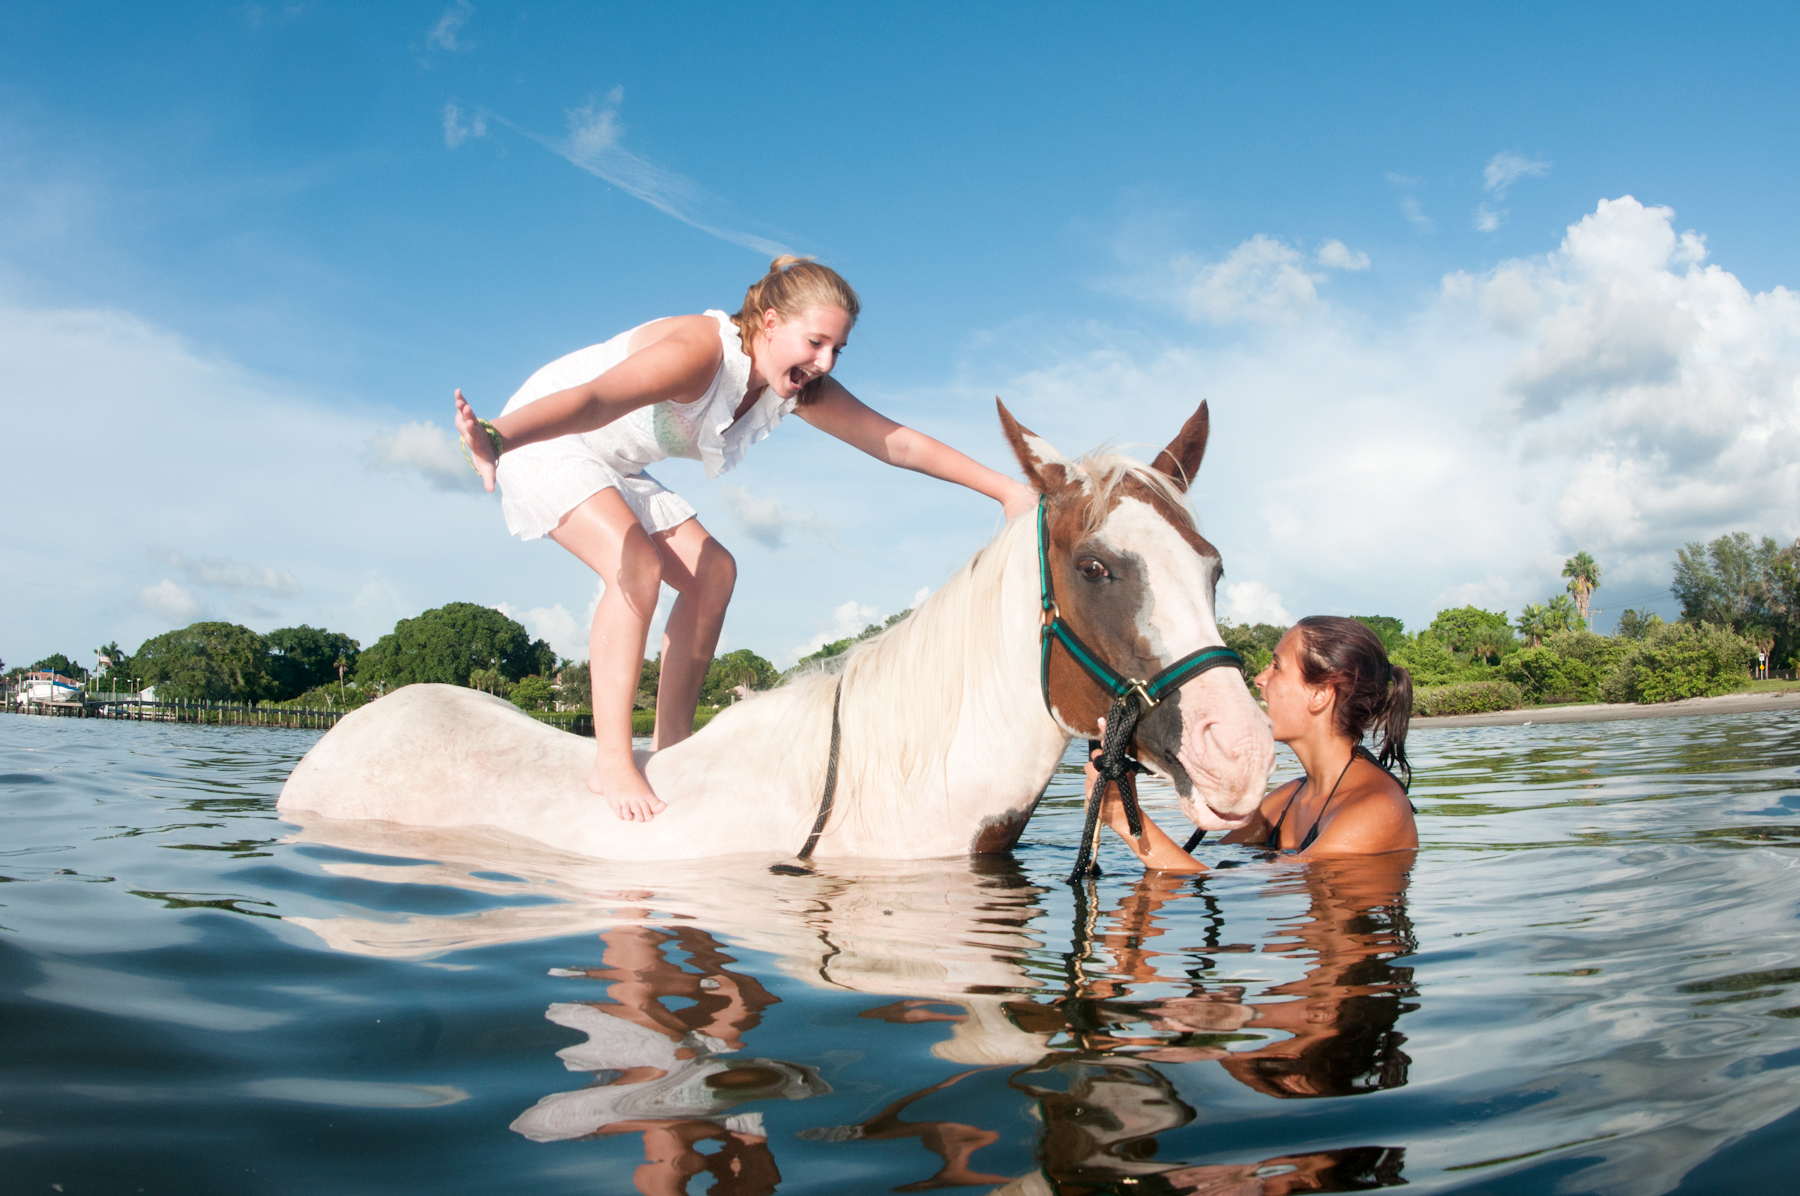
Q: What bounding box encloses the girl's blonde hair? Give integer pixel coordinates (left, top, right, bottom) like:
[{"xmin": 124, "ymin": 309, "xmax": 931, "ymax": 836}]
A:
[{"xmin": 732, "ymin": 256, "xmax": 861, "ymax": 405}]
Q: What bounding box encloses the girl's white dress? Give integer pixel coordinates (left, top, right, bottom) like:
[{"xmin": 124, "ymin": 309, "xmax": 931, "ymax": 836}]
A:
[{"xmin": 495, "ymin": 311, "xmax": 798, "ymax": 539}]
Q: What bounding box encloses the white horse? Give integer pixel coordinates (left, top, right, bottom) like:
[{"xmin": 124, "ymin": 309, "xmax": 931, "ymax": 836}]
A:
[{"xmin": 277, "ymin": 401, "xmax": 1275, "ymax": 861}]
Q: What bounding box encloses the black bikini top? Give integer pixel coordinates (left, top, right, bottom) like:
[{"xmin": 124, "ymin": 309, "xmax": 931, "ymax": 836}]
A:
[{"xmin": 1262, "ymin": 745, "xmax": 1415, "ymax": 854}]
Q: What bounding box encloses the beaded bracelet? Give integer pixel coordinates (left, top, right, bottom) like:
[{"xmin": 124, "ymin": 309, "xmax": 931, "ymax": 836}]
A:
[{"xmin": 462, "ymin": 418, "xmax": 505, "ymax": 474}]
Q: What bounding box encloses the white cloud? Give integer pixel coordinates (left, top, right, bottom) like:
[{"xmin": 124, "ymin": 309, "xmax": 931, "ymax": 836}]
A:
[
  {"xmin": 481, "ymin": 90, "xmax": 790, "ymax": 257},
  {"xmin": 140, "ymin": 580, "xmax": 200, "ymax": 622},
  {"xmin": 369, "ymin": 420, "xmax": 485, "ymax": 492},
  {"xmin": 910, "ymin": 586, "xmax": 933, "ymax": 609},
  {"xmin": 989, "ymin": 195, "xmax": 1800, "ymax": 633},
  {"xmin": 789, "ymin": 599, "xmax": 879, "ymax": 664},
  {"xmin": 1316, "ymin": 240, "xmax": 1371, "ymax": 271},
  {"xmin": 717, "ymin": 485, "xmax": 833, "ymax": 550},
  {"xmin": 426, "ymin": 1, "xmax": 474, "ymax": 53},
  {"xmin": 1484, "ymin": 151, "xmax": 1552, "ymax": 196},
  {"xmin": 1476, "ymin": 151, "xmax": 1552, "ymax": 233},
  {"xmin": 1400, "ymin": 195, "xmax": 1433, "ymax": 233},
  {"xmin": 1221, "ymin": 581, "xmax": 1291, "ymax": 627},
  {"xmin": 151, "ymin": 550, "xmax": 301, "ymax": 597},
  {"xmin": 494, "ymin": 601, "xmax": 583, "ymax": 661},
  {"xmin": 442, "ymin": 102, "xmax": 486, "ymax": 149},
  {"xmin": 1182, "ymin": 235, "xmax": 1325, "ymax": 325}
]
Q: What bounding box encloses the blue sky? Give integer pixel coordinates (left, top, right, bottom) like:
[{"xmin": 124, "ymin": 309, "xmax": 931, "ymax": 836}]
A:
[{"xmin": 7, "ymin": 2, "xmax": 1800, "ymax": 670}]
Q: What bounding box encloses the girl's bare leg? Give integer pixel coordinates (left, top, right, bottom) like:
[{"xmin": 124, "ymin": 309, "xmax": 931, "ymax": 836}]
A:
[
  {"xmin": 549, "ymin": 489, "xmax": 667, "ymax": 821},
  {"xmin": 648, "ymin": 518, "xmax": 737, "ymax": 750}
]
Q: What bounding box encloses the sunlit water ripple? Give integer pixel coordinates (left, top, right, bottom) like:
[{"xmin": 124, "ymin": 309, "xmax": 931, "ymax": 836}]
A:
[{"xmin": 3, "ymin": 710, "xmax": 1799, "ymax": 1194}]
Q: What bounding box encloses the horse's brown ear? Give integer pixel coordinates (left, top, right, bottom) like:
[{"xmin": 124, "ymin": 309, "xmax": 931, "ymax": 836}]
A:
[
  {"xmin": 1152, "ymin": 401, "xmax": 1210, "ymax": 493},
  {"xmin": 996, "ymin": 398, "xmax": 1072, "ymax": 494}
]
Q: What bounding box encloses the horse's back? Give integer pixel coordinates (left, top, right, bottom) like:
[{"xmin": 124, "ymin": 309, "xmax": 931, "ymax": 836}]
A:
[{"xmin": 277, "ymin": 683, "xmax": 827, "ymax": 860}]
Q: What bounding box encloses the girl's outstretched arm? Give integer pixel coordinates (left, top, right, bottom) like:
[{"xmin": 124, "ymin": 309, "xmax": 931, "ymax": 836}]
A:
[
  {"xmin": 797, "ymin": 380, "xmax": 1037, "ymax": 518},
  {"xmin": 454, "ymin": 316, "xmax": 723, "ymax": 493}
]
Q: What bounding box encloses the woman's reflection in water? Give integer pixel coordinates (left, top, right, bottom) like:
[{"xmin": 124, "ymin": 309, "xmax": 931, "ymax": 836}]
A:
[
  {"xmin": 986, "ymin": 851, "xmax": 1418, "ymax": 1192},
  {"xmin": 509, "ymin": 911, "xmax": 827, "ymax": 1196}
]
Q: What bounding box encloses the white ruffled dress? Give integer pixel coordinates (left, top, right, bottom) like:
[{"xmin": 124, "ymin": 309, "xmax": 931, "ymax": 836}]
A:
[{"xmin": 495, "ymin": 311, "xmax": 798, "ymax": 539}]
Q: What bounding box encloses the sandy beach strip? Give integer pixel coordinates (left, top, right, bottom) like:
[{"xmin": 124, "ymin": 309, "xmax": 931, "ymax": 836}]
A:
[{"xmin": 1414, "ymin": 689, "xmax": 1800, "ymax": 729}]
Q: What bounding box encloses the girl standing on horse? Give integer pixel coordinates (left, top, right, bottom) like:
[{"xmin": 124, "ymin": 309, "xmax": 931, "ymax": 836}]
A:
[{"xmin": 456, "ymin": 257, "xmax": 1035, "ymax": 821}]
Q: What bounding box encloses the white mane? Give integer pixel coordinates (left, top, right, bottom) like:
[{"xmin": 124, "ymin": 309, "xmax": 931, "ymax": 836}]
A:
[{"xmin": 773, "ymin": 450, "xmax": 1197, "ymax": 846}]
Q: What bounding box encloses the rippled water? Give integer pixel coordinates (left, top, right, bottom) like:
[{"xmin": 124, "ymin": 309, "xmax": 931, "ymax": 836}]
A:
[{"xmin": 4, "ymin": 710, "xmax": 1800, "ymax": 1194}]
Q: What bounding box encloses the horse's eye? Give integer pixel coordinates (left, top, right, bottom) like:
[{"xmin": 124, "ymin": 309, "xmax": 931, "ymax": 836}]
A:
[{"xmin": 1077, "ymin": 558, "xmax": 1111, "ymax": 582}]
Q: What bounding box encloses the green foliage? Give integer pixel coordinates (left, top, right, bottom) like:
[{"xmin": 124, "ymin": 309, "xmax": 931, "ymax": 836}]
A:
[
  {"xmin": 29, "ymin": 653, "xmax": 86, "ymax": 680},
  {"xmin": 509, "ymin": 675, "xmax": 557, "ymax": 712},
  {"xmin": 1515, "ymin": 595, "xmax": 1584, "ymax": 646},
  {"xmin": 135, "ymin": 622, "xmax": 276, "ymax": 701},
  {"xmin": 277, "ymin": 683, "xmax": 372, "ymax": 711},
  {"xmin": 355, "ymin": 602, "xmax": 555, "ymax": 691},
  {"xmin": 467, "ymin": 667, "xmax": 513, "ymax": 697},
  {"xmin": 1499, "ymin": 630, "xmax": 1622, "ymax": 704},
  {"xmin": 266, "ymin": 625, "xmax": 360, "ymax": 701},
  {"xmin": 1412, "ymin": 680, "xmax": 1525, "ymax": 717},
  {"xmin": 1670, "ymin": 533, "xmax": 1800, "ymax": 670},
  {"xmin": 1389, "ymin": 633, "xmax": 1462, "ymax": 686},
  {"xmin": 1220, "ymin": 621, "xmax": 1285, "ymax": 680},
  {"xmin": 702, "ymin": 649, "xmax": 779, "ymax": 704},
  {"xmin": 1601, "ymin": 621, "xmax": 1756, "ymax": 704},
  {"xmin": 1615, "ymin": 609, "xmax": 1664, "ymax": 640},
  {"xmin": 1351, "ymin": 616, "xmax": 1406, "ymax": 655},
  {"xmin": 559, "ymin": 660, "xmax": 591, "ymax": 706},
  {"xmin": 1428, "ymin": 606, "xmax": 1516, "ymax": 661},
  {"xmin": 637, "ymin": 656, "xmax": 659, "ymax": 710},
  {"xmin": 790, "ymin": 609, "xmax": 914, "ymax": 673}
]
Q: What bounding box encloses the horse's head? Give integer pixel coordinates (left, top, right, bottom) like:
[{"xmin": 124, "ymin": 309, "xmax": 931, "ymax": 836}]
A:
[{"xmin": 999, "ymin": 400, "xmax": 1276, "ymax": 824}]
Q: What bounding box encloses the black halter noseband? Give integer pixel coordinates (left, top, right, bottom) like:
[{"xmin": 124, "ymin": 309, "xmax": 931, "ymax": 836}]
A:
[{"xmin": 1037, "ymin": 496, "xmax": 1243, "ymax": 879}]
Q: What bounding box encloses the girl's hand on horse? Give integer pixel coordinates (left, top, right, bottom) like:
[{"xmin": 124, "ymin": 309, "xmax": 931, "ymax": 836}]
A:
[{"xmin": 455, "ymin": 389, "xmax": 499, "ymax": 493}]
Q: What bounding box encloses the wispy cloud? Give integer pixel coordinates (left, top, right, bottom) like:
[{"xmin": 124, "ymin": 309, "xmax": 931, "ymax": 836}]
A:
[
  {"xmin": 1176, "ymin": 234, "xmax": 1369, "ymax": 324},
  {"xmin": 1400, "ymin": 194, "xmax": 1433, "ymax": 233},
  {"xmin": 369, "ymin": 420, "xmax": 485, "ymax": 492},
  {"xmin": 1221, "ymin": 580, "xmax": 1291, "ymax": 627},
  {"xmin": 718, "ymin": 485, "xmax": 834, "ymax": 550},
  {"xmin": 442, "ymin": 102, "xmax": 486, "ymax": 149},
  {"xmin": 1477, "ymin": 150, "xmax": 1552, "ymax": 232},
  {"xmin": 790, "ymin": 599, "xmax": 879, "ymax": 663},
  {"xmin": 140, "ymin": 579, "xmax": 200, "ymax": 622},
  {"xmin": 152, "ymin": 550, "xmax": 302, "ymax": 597},
  {"xmin": 1485, "ymin": 151, "xmax": 1552, "ymax": 196},
  {"xmin": 426, "ymin": 1, "xmax": 474, "ymax": 53},
  {"xmin": 479, "ymin": 88, "xmax": 791, "ymax": 257}
]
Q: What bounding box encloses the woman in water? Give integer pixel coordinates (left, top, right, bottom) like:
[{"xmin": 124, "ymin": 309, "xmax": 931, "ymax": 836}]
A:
[
  {"xmin": 1094, "ymin": 615, "xmax": 1417, "ymax": 868},
  {"xmin": 456, "ymin": 257, "xmax": 1034, "ymax": 821}
]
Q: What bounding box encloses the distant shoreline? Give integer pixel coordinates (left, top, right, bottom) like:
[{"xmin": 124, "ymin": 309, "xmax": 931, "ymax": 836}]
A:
[{"xmin": 1414, "ymin": 689, "xmax": 1800, "ymax": 729}]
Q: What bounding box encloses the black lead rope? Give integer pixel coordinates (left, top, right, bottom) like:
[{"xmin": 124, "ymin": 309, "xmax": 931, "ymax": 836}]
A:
[{"xmin": 769, "ymin": 677, "xmax": 844, "ymax": 877}]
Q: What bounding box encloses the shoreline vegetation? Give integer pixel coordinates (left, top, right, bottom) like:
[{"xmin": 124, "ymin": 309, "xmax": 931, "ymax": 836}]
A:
[{"xmin": 10, "ymin": 532, "xmax": 1798, "ymax": 735}]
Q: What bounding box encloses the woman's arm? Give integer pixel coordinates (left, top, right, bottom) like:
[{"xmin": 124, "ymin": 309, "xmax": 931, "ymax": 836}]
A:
[
  {"xmin": 454, "ymin": 316, "xmax": 722, "ymax": 493},
  {"xmin": 1088, "ymin": 753, "xmax": 1207, "ymax": 873},
  {"xmin": 796, "ymin": 379, "xmax": 1037, "ymax": 519}
]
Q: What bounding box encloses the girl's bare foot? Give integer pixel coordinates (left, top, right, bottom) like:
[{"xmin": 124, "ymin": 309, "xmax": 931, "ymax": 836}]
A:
[
  {"xmin": 588, "ymin": 751, "xmax": 667, "ymax": 822},
  {"xmin": 454, "ymin": 389, "xmax": 500, "ymax": 493}
]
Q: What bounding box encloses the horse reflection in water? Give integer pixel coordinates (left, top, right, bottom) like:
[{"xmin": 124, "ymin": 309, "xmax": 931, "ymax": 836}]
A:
[{"xmin": 282, "ymin": 814, "xmax": 1417, "ymax": 1194}]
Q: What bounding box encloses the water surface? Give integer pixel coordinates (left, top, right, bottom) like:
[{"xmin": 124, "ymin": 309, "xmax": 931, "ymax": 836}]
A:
[{"xmin": 3, "ymin": 711, "xmax": 1799, "ymax": 1194}]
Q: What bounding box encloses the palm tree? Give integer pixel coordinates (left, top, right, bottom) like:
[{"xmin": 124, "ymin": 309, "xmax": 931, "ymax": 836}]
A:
[
  {"xmin": 1515, "ymin": 604, "xmax": 1549, "ymax": 648},
  {"xmin": 1562, "ymin": 552, "xmax": 1602, "ymax": 627}
]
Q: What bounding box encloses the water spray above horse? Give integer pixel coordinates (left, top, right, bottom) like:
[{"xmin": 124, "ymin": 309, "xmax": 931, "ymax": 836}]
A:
[{"xmin": 277, "ymin": 400, "xmax": 1276, "ymax": 862}]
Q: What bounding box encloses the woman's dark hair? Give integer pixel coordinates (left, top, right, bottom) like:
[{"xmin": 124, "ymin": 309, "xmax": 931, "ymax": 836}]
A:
[{"xmin": 1293, "ymin": 615, "xmax": 1412, "ymax": 789}]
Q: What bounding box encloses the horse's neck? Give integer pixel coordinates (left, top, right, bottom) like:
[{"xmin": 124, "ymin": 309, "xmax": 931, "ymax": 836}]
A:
[{"xmin": 827, "ymin": 521, "xmax": 1070, "ymax": 855}]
